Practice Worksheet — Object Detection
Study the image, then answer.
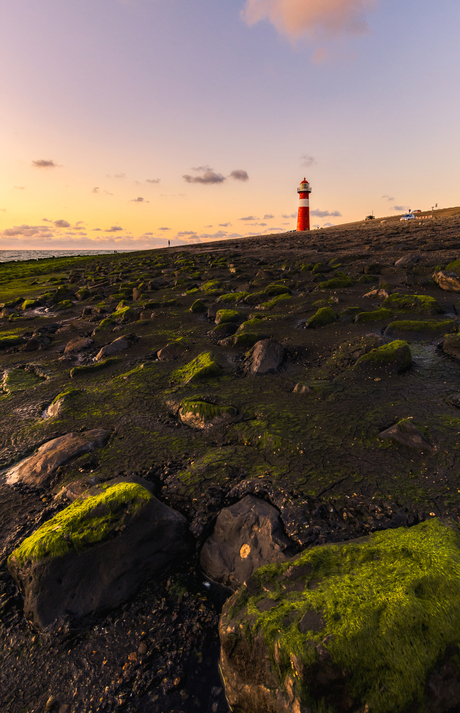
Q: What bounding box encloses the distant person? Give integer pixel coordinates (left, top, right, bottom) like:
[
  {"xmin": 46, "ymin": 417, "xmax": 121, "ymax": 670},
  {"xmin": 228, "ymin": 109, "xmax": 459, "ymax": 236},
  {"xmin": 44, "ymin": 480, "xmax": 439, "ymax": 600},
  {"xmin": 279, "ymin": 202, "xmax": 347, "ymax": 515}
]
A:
[{"xmin": 168, "ymin": 240, "xmax": 170, "ymax": 247}]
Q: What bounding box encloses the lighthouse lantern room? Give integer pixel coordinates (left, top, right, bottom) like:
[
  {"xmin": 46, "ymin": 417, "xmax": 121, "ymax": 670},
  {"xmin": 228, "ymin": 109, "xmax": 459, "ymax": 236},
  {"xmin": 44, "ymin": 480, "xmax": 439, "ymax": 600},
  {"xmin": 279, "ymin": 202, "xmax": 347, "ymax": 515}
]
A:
[{"xmin": 297, "ymin": 178, "xmax": 311, "ymax": 231}]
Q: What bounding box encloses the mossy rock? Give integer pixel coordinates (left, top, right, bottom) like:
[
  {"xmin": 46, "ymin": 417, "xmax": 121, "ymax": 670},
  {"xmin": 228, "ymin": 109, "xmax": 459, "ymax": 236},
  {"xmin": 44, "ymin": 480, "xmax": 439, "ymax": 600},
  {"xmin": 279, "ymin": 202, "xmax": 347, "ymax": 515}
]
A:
[
  {"xmin": 2, "ymin": 366, "xmax": 45, "ymax": 393},
  {"xmin": 219, "ymin": 518, "xmax": 460, "ymax": 713},
  {"xmin": 215, "ymin": 309, "xmax": 241, "ymax": 325},
  {"xmin": 178, "ymin": 398, "xmax": 237, "ymax": 429},
  {"xmin": 213, "ymin": 323, "xmax": 238, "ymax": 339},
  {"xmin": 8, "ymin": 483, "xmax": 151, "ymax": 568},
  {"xmin": 263, "ymin": 284, "xmax": 291, "ymax": 297},
  {"xmin": 354, "ymin": 340, "xmax": 412, "ymax": 376},
  {"xmin": 0, "ymin": 333, "xmax": 24, "ymax": 350},
  {"xmin": 190, "ymin": 299, "xmax": 207, "ymax": 313},
  {"xmin": 306, "ymin": 306, "xmax": 337, "ymax": 328},
  {"xmin": 318, "ymin": 272, "xmax": 353, "ymax": 289},
  {"xmin": 233, "ymin": 332, "xmax": 264, "ymax": 348},
  {"xmin": 70, "ymin": 358, "xmax": 119, "ymax": 378},
  {"xmin": 318, "ymin": 334, "xmax": 384, "ymax": 378},
  {"xmin": 97, "ymin": 306, "xmax": 135, "ymax": 330},
  {"xmin": 172, "ymin": 351, "xmax": 223, "ymax": 383},
  {"xmin": 7, "ymin": 482, "xmax": 189, "ymax": 631},
  {"xmin": 218, "ymin": 292, "xmax": 250, "ymax": 304},
  {"xmin": 21, "ymin": 298, "xmax": 40, "ymax": 310},
  {"xmin": 54, "ymin": 299, "xmax": 74, "ymax": 311},
  {"xmin": 443, "ymin": 333, "xmax": 460, "ymax": 360},
  {"xmin": 384, "ymin": 319, "xmax": 455, "ymax": 341},
  {"xmin": 355, "ymin": 308, "xmax": 393, "ymax": 323},
  {"xmin": 261, "ymin": 294, "xmax": 292, "ymax": 310},
  {"xmin": 382, "ymin": 293, "xmax": 443, "ymax": 315}
]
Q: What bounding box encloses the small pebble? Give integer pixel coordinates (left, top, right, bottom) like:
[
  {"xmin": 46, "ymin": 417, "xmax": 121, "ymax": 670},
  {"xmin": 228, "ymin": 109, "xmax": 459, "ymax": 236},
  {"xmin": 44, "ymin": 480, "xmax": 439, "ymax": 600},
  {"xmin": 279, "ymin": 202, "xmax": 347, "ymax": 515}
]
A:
[
  {"xmin": 45, "ymin": 695, "xmax": 58, "ymax": 710},
  {"xmin": 138, "ymin": 641, "xmax": 148, "ymax": 655}
]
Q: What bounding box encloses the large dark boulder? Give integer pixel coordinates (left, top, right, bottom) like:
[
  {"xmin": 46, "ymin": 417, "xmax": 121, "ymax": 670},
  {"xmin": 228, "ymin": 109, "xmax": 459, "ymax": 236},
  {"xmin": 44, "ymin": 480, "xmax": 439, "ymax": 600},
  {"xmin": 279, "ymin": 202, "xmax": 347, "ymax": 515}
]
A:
[
  {"xmin": 219, "ymin": 519, "xmax": 460, "ymax": 713},
  {"xmin": 8, "ymin": 483, "xmax": 190, "ymax": 631},
  {"xmin": 200, "ymin": 495, "xmax": 294, "ymax": 589}
]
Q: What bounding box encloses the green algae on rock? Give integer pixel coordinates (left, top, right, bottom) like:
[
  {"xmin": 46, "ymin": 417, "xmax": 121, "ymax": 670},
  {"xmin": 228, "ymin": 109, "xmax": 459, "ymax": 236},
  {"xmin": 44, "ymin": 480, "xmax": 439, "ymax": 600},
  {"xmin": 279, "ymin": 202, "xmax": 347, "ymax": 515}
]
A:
[
  {"xmin": 178, "ymin": 398, "xmax": 237, "ymax": 429},
  {"xmin": 306, "ymin": 306, "xmax": 337, "ymax": 328},
  {"xmin": 355, "ymin": 308, "xmax": 392, "ymax": 323},
  {"xmin": 7, "ymin": 482, "xmax": 190, "ymax": 631},
  {"xmin": 8, "ymin": 483, "xmax": 151, "ymax": 568},
  {"xmin": 70, "ymin": 357, "xmax": 119, "ymax": 378},
  {"xmin": 219, "ymin": 518, "xmax": 460, "ymax": 713},
  {"xmin": 354, "ymin": 339, "xmax": 412, "ymax": 375},
  {"xmin": 382, "ymin": 293, "xmax": 443, "ymax": 315},
  {"xmin": 190, "ymin": 298, "xmax": 207, "ymax": 313},
  {"xmin": 215, "ymin": 309, "xmax": 241, "ymax": 325},
  {"xmin": 172, "ymin": 351, "xmax": 222, "ymax": 383},
  {"xmin": 384, "ymin": 319, "xmax": 456, "ymax": 341},
  {"xmin": 318, "ymin": 272, "xmax": 353, "ymax": 289}
]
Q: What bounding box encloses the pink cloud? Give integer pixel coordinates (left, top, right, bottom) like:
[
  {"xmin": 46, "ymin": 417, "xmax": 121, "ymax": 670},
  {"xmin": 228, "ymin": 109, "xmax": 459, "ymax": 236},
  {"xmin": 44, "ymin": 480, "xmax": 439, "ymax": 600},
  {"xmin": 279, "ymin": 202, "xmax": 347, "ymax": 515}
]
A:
[{"xmin": 241, "ymin": 0, "xmax": 377, "ymax": 41}]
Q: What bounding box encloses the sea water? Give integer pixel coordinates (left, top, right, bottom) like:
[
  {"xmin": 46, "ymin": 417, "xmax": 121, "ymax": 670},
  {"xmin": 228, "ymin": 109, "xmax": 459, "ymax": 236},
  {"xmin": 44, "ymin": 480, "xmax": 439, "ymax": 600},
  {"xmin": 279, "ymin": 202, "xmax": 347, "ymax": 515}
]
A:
[{"xmin": 0, "ymin": 249, "xmax": 126, "ymax": 263}]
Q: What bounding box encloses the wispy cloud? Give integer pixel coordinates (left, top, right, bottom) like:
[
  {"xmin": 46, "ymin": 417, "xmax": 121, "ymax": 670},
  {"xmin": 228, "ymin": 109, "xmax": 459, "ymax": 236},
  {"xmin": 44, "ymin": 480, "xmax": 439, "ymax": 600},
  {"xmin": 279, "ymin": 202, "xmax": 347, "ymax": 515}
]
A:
[
  {"xmin": 14, "ymin": 186, "xmax": 25, "ymax": 190},
  {"xmin": 130, "ymin": 196, "xmax": 149, "ymax": 203},
  {"xmin": 219, "ymin": 222, "xmax": 232, "ymax": 227},
  {"xmin": 158, "ymin": 227, "xmax": 170, "ymax": 231},
  {"xmin": 92, "ymin": 187, "xmax": 99, "ymax": 194},
  {"xmin": 183, "ymin": 166, "xmax": 250, "ymax": 184},
  {"xmin": 264, "ymin": 214, "xmax": 274, "ymax": 219},
  {"xmin": 310, "ymin": 209, "xmax": 342, "ymax": 218},
  {"xmin": 106, "ymin": 226, "xmax": 123, "ymax": 232},
  {"xmin": 382, "ymin": 195, "xmax": 394, "ymax": 201},
  {"xmin": 241, "ymin": 0, "xmax": 377, "ymax": 42},
  {"xmin": 239, "ymin": 215, "xmax": 257, "ymax": 221},
  {"xmin": 54, "ymin": 219, "xmax": 70, "ymax": 228},
  {"xmin": 32, "ymin": 159, "xmax": 58, "ymax": 168},
  {"xmin": 393, "ymin": 205, "xmax": 409, "ymax": 212},
  {"xmin": 106, "ymin": 173, "xmax": 126, "ymax": 179},
  {"xmin": 183, "ymin": 169, "xmax": 225, "ymax": 184},
  {"xmin": 146, "ymin": 178, "xmax": 161, "ymax": 184}
]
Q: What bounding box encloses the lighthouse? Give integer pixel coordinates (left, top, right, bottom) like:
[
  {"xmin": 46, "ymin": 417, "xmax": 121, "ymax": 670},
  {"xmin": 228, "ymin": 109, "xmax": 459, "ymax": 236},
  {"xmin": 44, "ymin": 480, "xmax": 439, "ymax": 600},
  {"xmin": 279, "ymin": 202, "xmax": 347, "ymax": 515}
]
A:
[{"xmin": 297, "ymin": 178, "xmax": 311, "ymax": 231}]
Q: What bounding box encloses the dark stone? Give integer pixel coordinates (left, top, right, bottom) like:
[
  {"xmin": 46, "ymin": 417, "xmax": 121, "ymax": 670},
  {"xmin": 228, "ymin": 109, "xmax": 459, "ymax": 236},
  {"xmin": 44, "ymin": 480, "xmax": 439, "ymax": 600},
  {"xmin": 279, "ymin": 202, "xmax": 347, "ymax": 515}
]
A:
[
  {"xmin": 247, "ymin": 339, "xmax": 284, "ymax": 375},
  {"xmin": 8, "ymin": 489, "xmax": 190, "ymax": 631},
  {"xmin": 379, "ymin": 420, "xmax": 434, "ymax": 452},
  {"xmin": 200, "ymin": 495, "xmax": 294, "ymax": 589}
]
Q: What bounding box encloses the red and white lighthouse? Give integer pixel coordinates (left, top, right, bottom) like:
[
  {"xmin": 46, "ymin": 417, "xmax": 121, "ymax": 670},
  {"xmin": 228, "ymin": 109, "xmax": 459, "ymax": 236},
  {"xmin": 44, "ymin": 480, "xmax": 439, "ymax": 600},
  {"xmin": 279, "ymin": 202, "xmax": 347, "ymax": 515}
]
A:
[{"xmin": 297, "ymin": 177, "xmax": 311, "ymax": 231}]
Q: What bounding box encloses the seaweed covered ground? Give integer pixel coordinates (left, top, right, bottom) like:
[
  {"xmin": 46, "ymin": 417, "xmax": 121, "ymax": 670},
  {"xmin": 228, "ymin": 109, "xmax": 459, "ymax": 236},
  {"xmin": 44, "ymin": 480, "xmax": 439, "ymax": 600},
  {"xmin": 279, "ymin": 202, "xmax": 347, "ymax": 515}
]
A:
[{"xmin": 2, "ymin": 208, "xmax": 460, "ymax": 712}]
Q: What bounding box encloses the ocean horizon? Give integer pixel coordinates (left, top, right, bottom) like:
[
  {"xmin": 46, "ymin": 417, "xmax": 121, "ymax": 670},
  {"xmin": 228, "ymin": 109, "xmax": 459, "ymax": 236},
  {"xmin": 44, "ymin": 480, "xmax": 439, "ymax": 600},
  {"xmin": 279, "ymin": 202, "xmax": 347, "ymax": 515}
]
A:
[{"xmin": 0, "ymin": 249, "xmax": 131, "ymax": 264}]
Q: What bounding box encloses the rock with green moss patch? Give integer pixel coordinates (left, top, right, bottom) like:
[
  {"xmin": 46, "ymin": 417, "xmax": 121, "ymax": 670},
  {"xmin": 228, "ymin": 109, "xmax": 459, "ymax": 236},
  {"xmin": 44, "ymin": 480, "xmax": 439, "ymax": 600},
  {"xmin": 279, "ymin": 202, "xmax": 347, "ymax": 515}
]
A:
[
  {"xmin": 306, "ymin": 306, "xmax": 337, "ymax": 328},
  {"xmin": 0, "ymin": 332, "xmax": 25, "ymax": 350},
  {"xmin": 8, "ymin": 483, "xmax": 190, "ymax": 631},
  {"xmin": 384, "ymin": 319, "xmax": 455, "ymax": 340},
  {"xmin": 382, "ymin": 293, "xmax": 443, "ymax": 315},
  {"xmin": 318, "ymin": 272, "xmax": 353, "ymax": 289},
  {"xmin": 354, "ymin": 340, "xmax": 412, "ymax": 376},
  {"xmin": 70, "ymin": 357, "xmax": 119, "ymax": 378},
  {"xmin": 215, "ymin": 309, "xmax": 241, "ymax": 325},
  {"xmin": 178, "ymin": 398, "xmax": 237, "ymax": 429},
  {"xmin": 46, "ymin": 388, "xmax": 81, "ymax": 418},
  {"xmin": 190, "ymin": 298, "xmax": 207, "ymax": 313},
  {"xmin": 172, "ymin": 351, "xmax": 223, "ymax": 383},
  {"xmin": 443, "ymin": 333, "xmax": 460, "ymax": 360},
  {"xmin": 5, "ymin": 429, "xmax": 110, "ymax": 487},
  {"xmin": 95, "ymin": 335, "xmax": 135, "ymax": 361},
  {"xmin": 355, "ymin": 308, "xmax": 392, "ymax": 323},
  {"xmin": 219, "ymin": 519, "xmax": 460, "ymax": 713}
]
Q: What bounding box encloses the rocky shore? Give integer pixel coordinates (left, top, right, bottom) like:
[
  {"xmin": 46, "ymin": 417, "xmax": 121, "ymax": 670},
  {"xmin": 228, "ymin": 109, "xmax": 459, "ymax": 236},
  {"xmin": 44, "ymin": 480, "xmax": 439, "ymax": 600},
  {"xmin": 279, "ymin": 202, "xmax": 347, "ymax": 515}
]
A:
[{"xmin": 2, "ymin": 209, "xmax": 460, "ymax": 712}]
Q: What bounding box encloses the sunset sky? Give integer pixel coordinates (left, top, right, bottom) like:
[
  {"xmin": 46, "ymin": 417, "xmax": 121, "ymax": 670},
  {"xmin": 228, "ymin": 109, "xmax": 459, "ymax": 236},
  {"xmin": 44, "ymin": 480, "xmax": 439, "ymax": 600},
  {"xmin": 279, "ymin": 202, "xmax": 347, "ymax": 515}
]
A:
[{"xmin": 1, "ymin": 0, "xmax": 459, "ymax": 250}]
